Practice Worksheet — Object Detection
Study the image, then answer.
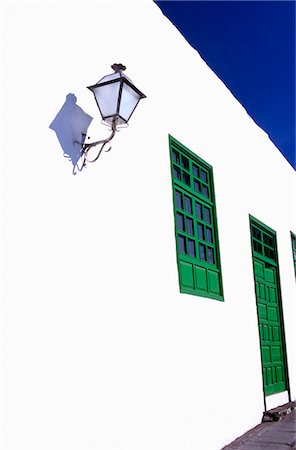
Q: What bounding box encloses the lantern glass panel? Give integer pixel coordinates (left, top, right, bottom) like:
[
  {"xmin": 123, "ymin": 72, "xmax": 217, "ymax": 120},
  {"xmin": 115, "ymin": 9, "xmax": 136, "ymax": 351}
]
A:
[
  {"xmin": 97, "ymin": 73, "xmax": 121, "ymax": 84},
  {"xmin": 119, "ymin": 81, "xmax": 141, "ymax": 123},
  {"xmin": 92, "ymin": 82, "xmax": 120, "ymax": 120}
]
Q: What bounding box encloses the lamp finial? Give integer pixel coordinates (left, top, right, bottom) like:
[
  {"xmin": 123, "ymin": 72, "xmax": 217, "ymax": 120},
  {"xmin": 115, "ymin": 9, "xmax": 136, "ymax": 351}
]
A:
[{"xmin": 111, "ymin": 63, "xmax": 126, "ymax": 73}]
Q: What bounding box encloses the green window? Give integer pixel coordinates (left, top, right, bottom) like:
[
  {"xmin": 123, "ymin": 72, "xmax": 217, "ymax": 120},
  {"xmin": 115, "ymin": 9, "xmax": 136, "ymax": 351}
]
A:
[
  {"xmin": 291, "ymin": 232, "xmax": 296, "ymax": 278},
  {"xmin": 169, "ymin": 135, "xmax": 223, "ymax": 300}
]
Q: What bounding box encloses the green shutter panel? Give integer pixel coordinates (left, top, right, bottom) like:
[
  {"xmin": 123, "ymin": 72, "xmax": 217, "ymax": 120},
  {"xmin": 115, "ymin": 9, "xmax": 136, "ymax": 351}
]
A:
[{"xmin": 169, "ymin": 136, "xmax": 223, "ymax": 301}]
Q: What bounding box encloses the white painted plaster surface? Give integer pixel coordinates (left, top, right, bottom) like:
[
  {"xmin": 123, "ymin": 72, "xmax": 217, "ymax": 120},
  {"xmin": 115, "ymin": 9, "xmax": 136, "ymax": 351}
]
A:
[
  {"xmin": 1, "ymin": 1, "xmax": 295, "ymax": 449},
  {"xmin": 265, "ymin": 391, "xmax": 289, "ymax": 411}
]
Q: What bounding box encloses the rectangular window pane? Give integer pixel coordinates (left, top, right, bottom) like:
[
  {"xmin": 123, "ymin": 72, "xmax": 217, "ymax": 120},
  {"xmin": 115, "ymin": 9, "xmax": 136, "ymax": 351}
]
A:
[
  {"xmin": 172, "ymin": 150, "xmax": 180, "ymax": 164},
  {"xmin": 175, "ymin": 191, "xmax": 182, "ymax": 209},
  {"xmin": 173, "ymin": 165, "xmax": 181, "ymax": 180},
  {"xmin": 178, "ymin": 235, "xmax": 186, "ymax": 254},
  {"xmin": 199, "ymin": 243, "xmax": 206, "ymax": 261},
  {"xmin": 193, "ymin": 165, "xmax": 199, "ymax": 178},
  {"xmin": 196, "ymin": 202, "xmax": 202, "ymax": 219},
  {"xmin": 184, "ymin": 196, "xmax": 192, "ymax": 214},
  {"xmin": 198, "ymin": 223, "xmax": 204, "ymax": 240},
  {"xmin": 186, "ymin": 217, "xmax": 194, "ymax": 235},
  {"xmin": 263, "ymin": 234, "xmax": 273, "ymax": 247},
  {"xmin": 208, "ymin": 247, "xmax": 215, "ymax": 264},
  {"xmin": 252, "ymin": 226, "xmax": 261, "ymax": 240},
  {"xmin": 194, "ymin": 179, "xmax": 201, "ymax": 192},
  {"xmin": 264, "ymin": 247, "xmax": 275, "ymax": 260},
  {"xmin": 188, "ymin": 239, "xmax": 196, "ymax": 258},
  {"xmin": 206, "ymin": 227, "xmax": 213, "ymax": 243},
  {"xmin": 182, "ymin": 171, "xmax": 190, "ymax": 186},
  {"xmin": 181, "ymin": 155, "xmax": 189, "ymax": 170},
  {"xmin": 254, "ymin": 241, "xmax": 262, "ymax": 254},
  {"xmin": 204, "ymin": 207, "xmax": 211, "ymax": 224},
  {"xmin": 201, "ymin": 170, "xmax": 208, "ymax": 182},
  {"xmin": 202, "ymin": 185, "xmax": 209, "ymax": 197},
  {"xmin": 176, "ymin": 213, "xmax": 185, "ymax": 231}
]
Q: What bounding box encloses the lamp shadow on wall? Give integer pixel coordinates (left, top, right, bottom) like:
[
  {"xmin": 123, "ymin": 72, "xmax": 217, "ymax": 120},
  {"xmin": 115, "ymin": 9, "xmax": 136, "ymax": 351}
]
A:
[{"xmin": 49, "ymin": 93, "xmax": 93, "ymax": 175}]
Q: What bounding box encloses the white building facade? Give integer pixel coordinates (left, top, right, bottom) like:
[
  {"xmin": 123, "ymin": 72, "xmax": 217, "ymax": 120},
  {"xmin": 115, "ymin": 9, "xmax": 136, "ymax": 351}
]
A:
[{"xmin": 1, "ymin": 1, "xmax": 295, "ymax": 449}]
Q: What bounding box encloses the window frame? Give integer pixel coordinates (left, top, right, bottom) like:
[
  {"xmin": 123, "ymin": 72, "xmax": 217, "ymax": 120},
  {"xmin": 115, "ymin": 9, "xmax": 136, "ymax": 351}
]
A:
[{"xmin": 169, "ymin": 135, "xmax": 224, "ymax": 301}]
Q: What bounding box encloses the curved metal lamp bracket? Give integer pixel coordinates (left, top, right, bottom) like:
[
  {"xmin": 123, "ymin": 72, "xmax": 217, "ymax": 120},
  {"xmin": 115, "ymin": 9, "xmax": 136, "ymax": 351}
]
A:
[{"xmin": 75, "ymin": 120, "xmax": 117, "ymax": 173}]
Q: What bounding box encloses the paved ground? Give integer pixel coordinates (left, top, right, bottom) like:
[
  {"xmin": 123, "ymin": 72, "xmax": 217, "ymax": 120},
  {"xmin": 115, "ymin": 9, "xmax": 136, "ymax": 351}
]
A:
[{"xmin": 222, "ymin": 409, "xmax": 296, "ymax": 450}]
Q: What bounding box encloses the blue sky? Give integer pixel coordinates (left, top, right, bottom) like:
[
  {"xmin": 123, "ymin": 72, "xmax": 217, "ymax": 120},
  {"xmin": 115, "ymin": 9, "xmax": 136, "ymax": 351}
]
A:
[{"xmin": 155, "ymin": 1, "xmax": 295, "ymax": 169}]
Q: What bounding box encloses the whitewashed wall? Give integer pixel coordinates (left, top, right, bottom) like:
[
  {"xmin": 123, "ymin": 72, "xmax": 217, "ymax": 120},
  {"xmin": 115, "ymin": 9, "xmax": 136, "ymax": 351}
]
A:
[{"xmin": 1, "ymin": 1, "xmax": 295, "ymax": 449}]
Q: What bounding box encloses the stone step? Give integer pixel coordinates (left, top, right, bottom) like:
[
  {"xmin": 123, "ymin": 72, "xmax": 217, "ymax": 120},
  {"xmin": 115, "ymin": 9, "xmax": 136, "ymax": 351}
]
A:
[{"xmin": 262, "ymin": 400, "xmax": 296, "ymax": 422}]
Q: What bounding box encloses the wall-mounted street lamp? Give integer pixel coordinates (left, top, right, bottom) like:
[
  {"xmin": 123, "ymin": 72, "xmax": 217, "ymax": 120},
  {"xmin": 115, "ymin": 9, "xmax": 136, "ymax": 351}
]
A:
[{"xmin": 80, "ymin": 63, "xmax": 146, "ymax": 168}]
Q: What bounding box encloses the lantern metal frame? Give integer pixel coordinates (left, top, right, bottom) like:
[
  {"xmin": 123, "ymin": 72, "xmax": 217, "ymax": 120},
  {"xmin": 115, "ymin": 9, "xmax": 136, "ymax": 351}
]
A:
[{"xmin": 78, "ymin": 63, "xmax": 146, "ymax": 170}]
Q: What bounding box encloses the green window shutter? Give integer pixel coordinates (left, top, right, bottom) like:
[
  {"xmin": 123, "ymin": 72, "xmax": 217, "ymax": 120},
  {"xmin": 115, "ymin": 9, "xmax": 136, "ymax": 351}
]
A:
[
  {"xmin": 291, "ymin": 232, "xmax": 296, "ymax": 278},
  {"xmin": 169, "ymin": 135, "xmax": 223, "ymax": 301}
]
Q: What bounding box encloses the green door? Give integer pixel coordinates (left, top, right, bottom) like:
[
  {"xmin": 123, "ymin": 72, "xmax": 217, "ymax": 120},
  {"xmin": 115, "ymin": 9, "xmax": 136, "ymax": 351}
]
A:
[{"xmin": 250, "ymin": 218, "xmax": 288, "ymax": 396}]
